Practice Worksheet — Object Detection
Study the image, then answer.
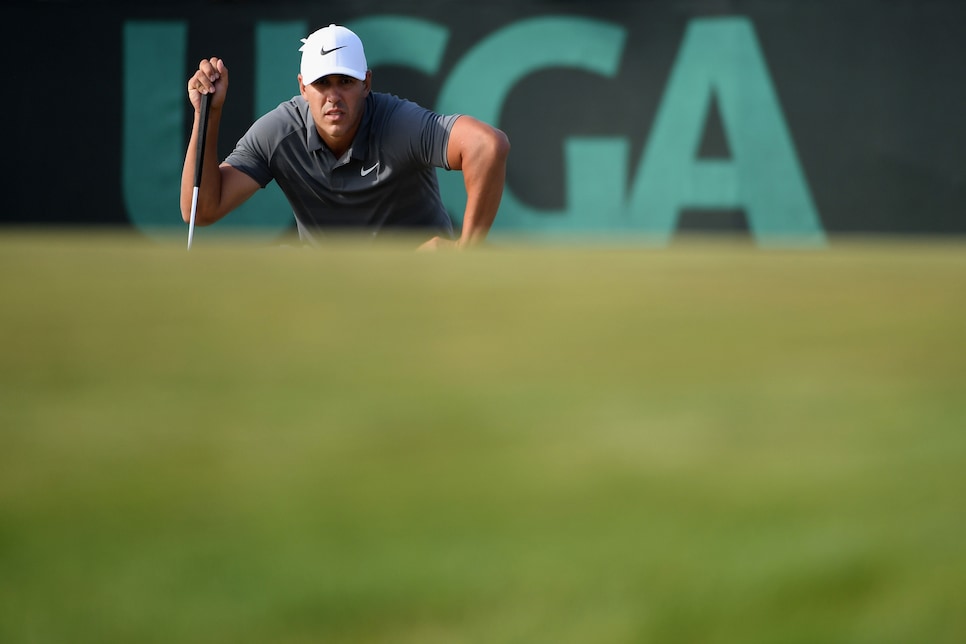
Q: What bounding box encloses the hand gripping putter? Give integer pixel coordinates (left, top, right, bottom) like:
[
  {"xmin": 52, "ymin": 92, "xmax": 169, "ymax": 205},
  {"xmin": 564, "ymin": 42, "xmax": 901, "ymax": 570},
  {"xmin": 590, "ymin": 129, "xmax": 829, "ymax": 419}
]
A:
[{"xmin": 187, "ymin": 92, "xmax": 212, "ymax": 251}]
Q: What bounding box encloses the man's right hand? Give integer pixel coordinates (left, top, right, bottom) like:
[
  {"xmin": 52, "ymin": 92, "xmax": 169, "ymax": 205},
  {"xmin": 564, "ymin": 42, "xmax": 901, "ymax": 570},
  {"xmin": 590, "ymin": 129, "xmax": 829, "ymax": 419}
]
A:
[{"xmin": 187, "ymin": 57, "xmax": 229, "ymax": 112}]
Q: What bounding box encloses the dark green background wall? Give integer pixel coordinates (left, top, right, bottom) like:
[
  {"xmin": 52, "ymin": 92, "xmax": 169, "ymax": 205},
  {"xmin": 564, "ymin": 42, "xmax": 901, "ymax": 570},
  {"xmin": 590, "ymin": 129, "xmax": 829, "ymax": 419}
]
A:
[{"xmin": 6, "ymin": 0, "xmax": 964, "ymax": 243}]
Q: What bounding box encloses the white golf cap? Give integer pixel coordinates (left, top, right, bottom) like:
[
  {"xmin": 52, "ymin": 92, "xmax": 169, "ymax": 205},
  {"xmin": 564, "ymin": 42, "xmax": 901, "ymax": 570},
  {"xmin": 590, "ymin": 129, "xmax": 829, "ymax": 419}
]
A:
[{"xmin": 299, "ymin": 24, "xmax": 368, "ymax": 84}]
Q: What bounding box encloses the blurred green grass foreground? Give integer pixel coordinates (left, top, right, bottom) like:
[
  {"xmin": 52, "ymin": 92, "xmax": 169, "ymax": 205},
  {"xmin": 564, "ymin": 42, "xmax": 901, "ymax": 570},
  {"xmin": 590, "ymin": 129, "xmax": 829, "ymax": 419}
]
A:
[{"xmin": 1, "ymin": 230, "xmax": 964, "ymax": 643}]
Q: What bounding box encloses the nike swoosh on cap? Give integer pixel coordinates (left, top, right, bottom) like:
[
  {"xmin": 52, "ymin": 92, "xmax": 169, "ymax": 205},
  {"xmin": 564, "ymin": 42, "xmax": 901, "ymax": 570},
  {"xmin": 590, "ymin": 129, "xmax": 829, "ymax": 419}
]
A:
[{"xmin": 321, "ymin": 45, "xmax": 346, "ymax": 56}]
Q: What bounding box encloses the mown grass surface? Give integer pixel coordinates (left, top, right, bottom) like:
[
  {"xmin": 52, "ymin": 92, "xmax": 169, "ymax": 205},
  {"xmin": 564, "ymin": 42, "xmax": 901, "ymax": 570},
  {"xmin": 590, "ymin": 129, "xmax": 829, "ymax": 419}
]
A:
[{"xmin": 1, "ymin": 231, "xmax": 964, "ymax": 643}]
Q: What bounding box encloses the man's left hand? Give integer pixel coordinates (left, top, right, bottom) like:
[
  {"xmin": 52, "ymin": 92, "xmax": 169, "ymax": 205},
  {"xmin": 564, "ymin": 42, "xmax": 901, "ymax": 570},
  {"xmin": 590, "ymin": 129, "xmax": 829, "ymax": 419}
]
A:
[{"xmin": 417, "ymin": 236, "xmax": 460, "ymax": 251}]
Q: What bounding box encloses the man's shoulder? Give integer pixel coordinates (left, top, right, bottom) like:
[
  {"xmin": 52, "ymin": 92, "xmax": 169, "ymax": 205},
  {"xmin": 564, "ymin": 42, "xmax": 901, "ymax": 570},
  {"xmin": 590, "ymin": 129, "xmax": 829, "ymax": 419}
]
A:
[
  {"xmin": 369, "ymin": 91, "xmax": 411, "ymax": 107},
  {"xmin": 368, "ymin": 91, "xmax": 432, "ymax": 118},
  {"xmin": 249, "ymin": 96, "xmax": 310, "ymax": 141},
  {"xmin": 367, "ymin": 92, "xmax": 457, "ymax": 136}
]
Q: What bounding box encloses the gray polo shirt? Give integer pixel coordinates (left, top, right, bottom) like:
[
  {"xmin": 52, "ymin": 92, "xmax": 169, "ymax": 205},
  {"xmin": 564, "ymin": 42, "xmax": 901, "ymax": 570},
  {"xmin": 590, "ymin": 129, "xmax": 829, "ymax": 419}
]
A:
[{"xmin": 224, "ymin": 92, "xmax": 460, "ymax": 243}]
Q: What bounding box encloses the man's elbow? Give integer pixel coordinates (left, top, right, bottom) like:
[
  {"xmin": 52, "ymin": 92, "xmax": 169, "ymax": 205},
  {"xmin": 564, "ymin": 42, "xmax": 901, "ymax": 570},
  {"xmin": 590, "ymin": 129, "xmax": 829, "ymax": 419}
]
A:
[
  {"xmin": 467, "ymin": 125, "xmax": 508, "ymax": 173},
  {"xmin": 180, "ymin": 202, "xmax": 220, "ymax": 226},
  {"xmin": 487, "ymin": 126, "xmax": 510, "ymax": 164}
]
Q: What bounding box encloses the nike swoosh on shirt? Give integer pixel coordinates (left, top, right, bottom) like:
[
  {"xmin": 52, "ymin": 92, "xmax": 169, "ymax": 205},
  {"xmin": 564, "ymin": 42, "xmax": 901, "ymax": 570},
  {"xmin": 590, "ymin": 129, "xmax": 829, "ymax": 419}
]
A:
[
  {"xmin": 321, "ymin": 45, "xmax": 346, "ymax": 56},
  {"xmin": 361, "ymin": 162, "xmax": 379, "ymax": 177}
]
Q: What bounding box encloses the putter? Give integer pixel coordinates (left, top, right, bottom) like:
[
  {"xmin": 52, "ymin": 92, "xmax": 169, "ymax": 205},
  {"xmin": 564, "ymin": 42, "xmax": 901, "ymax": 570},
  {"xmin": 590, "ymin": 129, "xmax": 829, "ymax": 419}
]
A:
[{"xmin": 187, "ymin": 91, "xmax": 213, "ymax": 251}]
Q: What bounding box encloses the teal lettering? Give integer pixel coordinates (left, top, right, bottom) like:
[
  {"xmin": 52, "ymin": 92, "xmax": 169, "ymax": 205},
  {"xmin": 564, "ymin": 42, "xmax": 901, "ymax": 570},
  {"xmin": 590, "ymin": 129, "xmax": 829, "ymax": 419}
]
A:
[
  {"xmin": 435, "ymin": 17, "xmax": 626, "ymax": 232},
  {"xmin": 628, "ymin": 18, "xmax": 825, "ymax": 246},
  {"xmin": 348, "ymin": 16, "xmax": 449, "ymax": 73},
  {"xmin": 122, "ymin": 21, "xmax": 188, "ymax": 240},
  {"xmin": 121, "ymin": 15, "xmax": 823, "ymax": 247}
]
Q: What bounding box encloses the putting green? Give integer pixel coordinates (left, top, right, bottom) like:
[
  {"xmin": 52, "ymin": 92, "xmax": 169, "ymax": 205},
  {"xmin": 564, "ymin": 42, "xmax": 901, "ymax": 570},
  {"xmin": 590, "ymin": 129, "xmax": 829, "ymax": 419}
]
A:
[{"xmin": 2, "ymin": 231, "xmax": 964, "ymax": 643}]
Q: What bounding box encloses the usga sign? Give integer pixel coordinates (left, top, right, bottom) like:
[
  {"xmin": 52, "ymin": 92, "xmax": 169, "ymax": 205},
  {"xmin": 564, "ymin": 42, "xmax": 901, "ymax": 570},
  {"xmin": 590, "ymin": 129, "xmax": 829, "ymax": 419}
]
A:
[{"xmin": 123, "ymin": 15, "xmax": 825, "ymax": 246}]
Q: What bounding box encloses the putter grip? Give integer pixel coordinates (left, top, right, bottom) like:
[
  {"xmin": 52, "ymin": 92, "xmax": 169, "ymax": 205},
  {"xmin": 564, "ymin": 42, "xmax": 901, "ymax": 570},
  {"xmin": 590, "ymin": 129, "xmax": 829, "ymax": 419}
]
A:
[{"xmin": 193, "ymin": 92, "xmax": 212, "ymax": 188}]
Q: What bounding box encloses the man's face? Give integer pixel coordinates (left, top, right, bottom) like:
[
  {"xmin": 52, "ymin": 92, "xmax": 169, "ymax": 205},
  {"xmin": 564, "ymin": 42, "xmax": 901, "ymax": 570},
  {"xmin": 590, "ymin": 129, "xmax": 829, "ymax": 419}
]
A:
[{"xmin": 299, "ymin": 72, "xmax": 371, "ymax": 156}]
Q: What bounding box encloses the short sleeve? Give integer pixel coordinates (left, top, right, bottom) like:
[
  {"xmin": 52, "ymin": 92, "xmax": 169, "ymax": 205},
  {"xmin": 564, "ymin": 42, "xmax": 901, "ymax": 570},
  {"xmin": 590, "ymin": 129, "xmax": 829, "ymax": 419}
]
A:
[
  {"xmin": 223, "ymin": 109, "xmax": 289, "ymax": 188},
  {"xmin": 379, "ymin": 98, "xmax": 461, "ymax": 171}
]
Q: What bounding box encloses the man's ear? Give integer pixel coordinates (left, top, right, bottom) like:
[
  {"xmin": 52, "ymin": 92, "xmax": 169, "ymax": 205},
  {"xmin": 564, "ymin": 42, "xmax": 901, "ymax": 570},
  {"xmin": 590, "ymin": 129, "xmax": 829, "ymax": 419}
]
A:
[
  {"xmin": 298, "ymin": 74, "xmax": 307, "ymax": 97},
  {"xmin": 364, "ymin": 70, "xmax": 373, "ymax": 95}
]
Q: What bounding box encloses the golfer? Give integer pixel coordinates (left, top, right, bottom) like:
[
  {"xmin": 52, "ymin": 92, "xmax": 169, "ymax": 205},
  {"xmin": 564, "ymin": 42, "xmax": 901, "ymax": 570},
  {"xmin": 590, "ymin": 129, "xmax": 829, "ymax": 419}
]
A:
[{"xmin": 181, "ymin": 24, "xmax": 509, "ymax": 249}]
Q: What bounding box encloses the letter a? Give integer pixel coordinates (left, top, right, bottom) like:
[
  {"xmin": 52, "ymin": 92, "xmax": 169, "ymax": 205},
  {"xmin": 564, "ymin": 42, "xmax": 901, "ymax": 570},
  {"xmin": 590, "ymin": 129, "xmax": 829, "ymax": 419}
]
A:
[{"xmin": 628, "ymin": 18, "xmax": 825, "ymax": 246}]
